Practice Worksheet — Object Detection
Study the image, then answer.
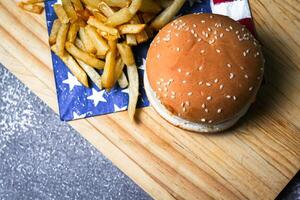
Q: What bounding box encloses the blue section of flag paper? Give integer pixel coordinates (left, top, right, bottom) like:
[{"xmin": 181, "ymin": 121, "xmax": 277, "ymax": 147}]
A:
[{"xmin": 44, "ymin": 0, "xmax": 212, "ymax": 121}]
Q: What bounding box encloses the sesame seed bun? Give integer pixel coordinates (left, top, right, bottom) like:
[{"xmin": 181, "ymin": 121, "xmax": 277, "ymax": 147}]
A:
[{"xmin": 145, "ymin": 13, "xmax": 264, "ymax": 133}]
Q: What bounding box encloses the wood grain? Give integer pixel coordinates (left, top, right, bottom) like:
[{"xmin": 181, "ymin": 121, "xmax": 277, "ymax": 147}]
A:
[{"xmin": 0, "ymin": 0, "xmax": 299, "ymax": 199}]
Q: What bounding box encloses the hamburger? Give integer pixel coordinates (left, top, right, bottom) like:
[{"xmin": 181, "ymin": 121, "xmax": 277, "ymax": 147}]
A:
[{"xmin": 144, "ymin": 14, "xmax": 264, "ymax": 133}]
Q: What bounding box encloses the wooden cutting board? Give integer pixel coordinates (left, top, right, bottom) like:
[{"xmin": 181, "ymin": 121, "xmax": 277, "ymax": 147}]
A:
[{"xmin": 0, "ymin": 0, "xmax": 299, "ymax": 199}]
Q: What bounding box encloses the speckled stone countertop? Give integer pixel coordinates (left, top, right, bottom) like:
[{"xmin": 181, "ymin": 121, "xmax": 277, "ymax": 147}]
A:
[
  {"xmin": 0, "ymin": 64, "xmax": 299, "ymax": 200},
  {"xmin": 0, "ymin": 64, "xmax": 151, "ymax": 200}
]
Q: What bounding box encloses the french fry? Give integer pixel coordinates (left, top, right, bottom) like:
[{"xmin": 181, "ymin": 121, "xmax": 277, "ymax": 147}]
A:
[
  {"xmin": 116, "ymin": 43, "xmax": 135, "ymax": 66},
  {"xmin": 76, "ymin": 9, "xmax": 92, "ymax": 21},
  {"xmin": 142, "ymin": 13, "xmax": 156, "ymax": 23},
  {"xmin": 118, "ymin": 72, "xmax": 128, "ymax": 88},
  {"xmin": 103, "ymin": 0, "xmax": 130, "ymax": 8},
  {"xmin": 139, "ymin": 0, "xmax": 161, "ymax": 14},
  {"xmin": 71, "ymin": 0, "xmax": 84, "ymax": 11},
  {"xmin": 21, "ymin": 0, "xmax": 44, "ymax": 4},
  {"xmin": 92, "ymin": 11, "xmax": 108, "ymax": 22},
  {"xmin": 151, "ymin": 0, "xmax": 185, "ymax": 30},
  {"xmin": 108, "ymin": 39, "xmax": 117, "ymax": 55},
  {"xmin": 53, "ymin": 4, "xmax": 69, "ymax": 24},
  {"xmin": 154, "ymin": 0, "xmax": 173, "ymax": 8},
  {"xmin": 56, "ymin": 23, "xmax": 70, "ymax": 56},
  {"xmin": 85, "ymin": 25, "xmax": 109, "ymax": 56},
  {"xmin": 87, "ymin": 16, "xmax": 119, "ymax": 36},
  {"xmin": 78, "ymin": 27, "xmax": 96, "ymax": 53},
  {"xmin": 65, "ymin": 42, "xmax": 105, "ymax": 69},
  {"xmin": 67, "ymin": 22, "xmax": 80, "ymax": 43},
  {"xmin": 51, "ymin": 45, "xmax": 89, "ymax": 87},
  {"xmin": 127, "ymin": 64, "xmax": 139, "ymax": 120},
  {"xmin": 118, "ymin": 24, "xmax": 146, "ymax": 34},
  {"xmin": 128, "ymin": 0, "xmax": 143, "ymax": 15},
  {"xmin": 102, "ymin": 51, "xmax": 116, "ymax": 89},
  {"xmin": 105, "ymin": 8, "xmax": 133, "ymax": 27},
  {"xmin": 62, "ymin": 0, "xmax": 78, "ymax": 23},
  {"xmin": 76, "ymin": 18, "xmax": 86, "ymax": 27},
  {"xmin": 74, "ymin": 38, "xmax": 86, "ymax": 51},
  {"xmin": 98, "ymin": 2, "xmax": 115, "ymax": 17},
  {"xmin": 115, "ymin": 57, "xmax": 125, "ymax": 79},
  {"xmin": 17, "ymin": 2, "xmax": 44, "ymax": 14},
  {"xmin": 126, "ymin": 34, "xmax": 137, "ymax": 45},
  {"xmin": 81, "ymin": 0, "xmax": 101, "ymax": 9},
  {"xmin": 76, "ymin": 59, "xmax": 102, "ymax": 90},
  {"xmin": 131, "ymin": 16, "xmax": 148, "ymax": 43},
  {"xmin": 99, "ymin": 31, "xmax": 120, "ymax": 41},
  {"xmin": 49, "ymin": 19, "xmax": 62, "ymax": 45}
]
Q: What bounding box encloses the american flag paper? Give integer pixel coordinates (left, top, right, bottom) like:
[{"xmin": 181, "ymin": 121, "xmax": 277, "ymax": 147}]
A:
[{"xmin": 45, "ymin": 0, "xmax": 254, "ymax": 121}]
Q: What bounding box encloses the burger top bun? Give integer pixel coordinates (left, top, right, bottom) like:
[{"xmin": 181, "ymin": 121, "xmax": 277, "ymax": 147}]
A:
[{"xmin": 146, "ymin": 14, "xmax": 264, "ymax": 125}]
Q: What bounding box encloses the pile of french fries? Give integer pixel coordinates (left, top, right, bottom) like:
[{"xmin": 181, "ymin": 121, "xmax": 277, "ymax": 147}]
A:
[{"xmin": 18, "ymin": 0, "xmax": 185, "ymax": 120}]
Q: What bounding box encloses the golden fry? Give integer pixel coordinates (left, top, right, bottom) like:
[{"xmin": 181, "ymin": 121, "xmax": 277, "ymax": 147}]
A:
[
  {"xmin": 78, "ymin": 27, "xmax": 96, "ymax": 53},
  {"xmin": 98, "ymin": 2, "xmax": 115, "ymax": 17},
  {"xmin": 17, "ymin": 2, "xmax": 44, "ymax": 14},
  {"xmin": 67, "ymin": 22, "xmax": 80, "ymax": 43},
  {"xmin": 49, "ymin": 19, "xmax": 61, "ymax": 45},
  {"xmin": 126, "ymin": 34, "xmax": 137, "ymax": 46},
  {"xmin": 22, "ymin": 0, "xmax": 44, "ymax": 4},
  {"xmin": 62, "ymin": 0, "xmax": 78, "ymax": 23},
  {"xmin": 105, "ymin": 8, "xmax": 133, "ymax": 27},
  {"xmin": 115, "ymin": 57, "xmax": 125, "ymax": 79},
  {"xmin": 53, "ymin": 4, "xmax": 69, "ymax": 24},
  {"xmin": 76, "ymin": 59, "xmax": 102, "ymax": 90},
  {"xmin": 118, "ymin": 72, "xmax": 128, "ymax": 88},
  {"xmin": 154, "ymin": 0, "xmax": 173, "ymax": 8},
  {"xmin": 99, "ymin": 31, "xmax": 120, "ymax": 41},
  {"xmin": 85, "ymin": 25, "xmax": 109, "ymax": 56},
  {"xmin": 74, "ymin": 38, "xmax": 86, "ymax": 51},
  {"xmin": 102, "ymin": 51, "xmax": 116, "ymax": 89},
  {"xmin": 151, "ymin": 0, "xmax": 185, "ymax": 30},
  {"xmin": 71, "ymin": 0, "xmax": 84, "ymax": 11},
  {"xmin": 92, "ymin": 11, "xmax": 108, "ymax": 22},
  {"xmin": 87, "ymin": 16, "xmax": 119, "ymax": 36},
  {"xmin": 65, "ymin": 42, "xmax": 105, "ymax": 69},
  {"xmin": 51, "ymin": 45, "xmax": 89, "ymax": 87},
  {"xmin": 56, "ymin": 23, "xmax": 70, "ymax": 56},
  {"xmin": 139, "ymin": 0, "xmax": 161, "ymax": 14},
  {"xmin": 76, "ymin": 9, "xmax": 92, "ymax": 21},
  {"xmin": 142, "ymin": 13, "xmax": 156, "ymax": 23},
  {"xmin": 127, "ymin": 64, "xmax": 139, "ymax": 120},
  {"xmin": 131, "ymin": 16, "xmax": 148, "ymax": 43},
  {"xmin": 116, "ymin": 43, "xmax": 135, "ymax": 66},
  {"xmin": 81, "ymin": 0, "xmax": 101, "ymax": 8},
  {"xmin": 103, "ymin": 0, "xmax": 130, "ymax": 8},
  {"xmin": 128, "ymin": 0, "xmax": 142, "ymax": 15},
  {"xmin": 108, "ymin": 40, "xmax": 117, "ymax": 55},
  {"xmin": 118, "ymin": 24, "xmax": 146, "ymax": 34}
]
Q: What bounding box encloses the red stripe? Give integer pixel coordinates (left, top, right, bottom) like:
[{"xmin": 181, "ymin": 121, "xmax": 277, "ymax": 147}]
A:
[
  {"xmin": 213, "ymin": 0, "xmax": 234, "ymax": 4},
  {"xmin": 238, "ymin": 18, "xmax": 256, "ymax": 36}
]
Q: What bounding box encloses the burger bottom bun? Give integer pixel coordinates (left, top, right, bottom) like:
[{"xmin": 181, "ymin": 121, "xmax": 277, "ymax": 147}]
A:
[{"xmin": 144, "ymin": 70, "xmax": 253, "ymax": 133}]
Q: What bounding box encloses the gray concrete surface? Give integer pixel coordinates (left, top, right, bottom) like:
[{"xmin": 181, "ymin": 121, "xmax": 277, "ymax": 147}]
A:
[{"xmin": 0, "ymin": 64, "xmax": 151, "ymax": 200}]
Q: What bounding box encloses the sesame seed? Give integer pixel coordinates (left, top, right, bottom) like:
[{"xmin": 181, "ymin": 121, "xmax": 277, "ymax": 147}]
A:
[
  {"xmin": 229, "ymin": 73, "xmax": 235, "ymax": 79},
  {"xmin": 197, "ymin": 38, "xmax": 202, "ymax": 42},
  {"xmin": 201, "ymin": 20, "xmax": 205, "ymax": 23},
  {"xmin": 210, "ymin": 15, "xmax": 213, "ymax": 19},
  {"xmin": 194, "ymin": 33, "xmax": 198, "ymax": 38},
  {"xmin": 208, "ymin": 28, "xmax": 211, "ymax": 32},
  {"xmin": 200, "ymin": 50, "xmax": 205, "ymax": 54},
  {"xmin": 229, "ymin": 26, "xmax": 233, "ymax": 30},
  {"xmin": 198, "ymin": 81, "xmax": 203, "ymax": 85},
  {"xmin": 198, "ymin": 66, "xmax": 203, "ymax": 70},
  {"xmin": 176, "ymin": 47, "xmax": 180, "ymax": 52},
  {"xmin": 246, "ymin": 49, "xmax": 250, "ymax": 53},
  {"xmin": 182, "ymin": 80, "xmax": 187, "ymax": 84},
  {"xmin": 158, "ymin": 88, "xmax": 162, "ymax": 92},
  {"xmin": 188, "ymin": 92, "xmax": 193, "ymax": 96},
  {"xmin": 226, "ymin": 28, "xmax": 230, "ymax": 31},
  {"xmin": 163, "ymin": 94, "xmax": 167, "ymax": 97},
  {"xmin": 213, "ymin": 30, "xmax": 217, "ymax": 34},
  {"xmin": 201, "ymin": 118, "xmax": 206, "ymax": 122},
  {"xmin": 240, "ymin": 66, "xmax": 245, "ymax": 70},
  {"xmin": 178, "ymin": 113, "xmax": 181, "ymax": 117},
  {"xmin": 226, "ymin": 95, "xmax": 231, "ymax": 99},
  {"xmin": 191, "ymin": 29, "xmax": 195, "ymax": 34},
  {"xmin": 219, "ymin": 84, "xmax": 224, "ymax": 90},
  {"xmin": 260, "ymin": 67, "xmax": 264, "ymax": 71},
  {"xmin": 216, "ymin": 49, "xmax": 221, "ymax": 53},
  {"xmin": 244, "ymin": 74, "xmax": 248, "ymax": 79},
  {"xmin": 236, "ymin": 31, "xmax": 239, "ymax": 34},
  {"xmin": 209, "ymin": 39, "xmax": 215, "ymax": 44},
  {"xmin": 217, "ymin": 108, "xmax": 222, "ymax": 113},
  {"xmin": 180, "ymin": 102, "xmax": 184, "ymax": 107},
  {"xmin": 243, "ymin": 52, "xmax": 247, "ymax": 56},
  {"xmin": 164, "ymin": 87, "xmax": 168, "ymax": 92},
  {"xmin": 205, "ymin": 108, "xmax": 209, "ymax": 113},
  {"xmin": 178, "ymin": 68, "xmax": 181, "ymax": 72},
  {"xmin": 156, "ymin": 81, "xmax": 161, "ymax": 85},
  {"xmin": 171, "ymin": 91, "xmax": 175, "ymax": 95},
  {"xmin": 206, "ymin": 82, "xmax": 212, "ymax": 87},
  {"xmin": 201, "ymin": 103, "xmax": 206, "ymax": 108},
  {"xmin": 160, "ymin": 78, "xmax": 164, "ymax": 82},
  {"xmin": 171, "ymin": 95, "xmax": 175, "ymax": 99},
  {"xmin": 214, "ymin": 79, "xmax": 219, "ymax": 83},
  {"xmin": 193, "ymin": 24, "xmax": 197, "ymax": 28},
  {"xmin": 220, "ymin": 33, "xmax": 224, "ymax": 38},
  {"xmin": 208, "ymin": 120, "xmax": 213, "ymax": 124},
  {"xmin": 185, "ymin": 72, "xmax": 191, "ymax": 75},
  {"xmin": 185, "ymin": 101, "xmax": 190, "ymax": 106},
  {"xmin": 227, "ymin": 63, "xmax": 232, "ymax": 68},
  {"xmin": 207, "ymin": 96, "xmax": 212, "ymax": 101},
  {"xmin": 233, "ymin": 96, "xmax": 237, "ymax": 101},
  {"xmin": 183, "ymin": 107, "xmax": 186, "ymax": 112},
  {"xmin": 175, "ymin": 33, "xmax": 179, "ymax": 37},
  {"xmin": 257, "ymin": 76, "xmax": 261, "ymax": 80},
  {"xmin": 249, "ymin": 86, "xmax": 254, "ymax": 91},
  {"xmin": 157, "ymin": 54, "xmax": 160, "ymax": 59}
]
